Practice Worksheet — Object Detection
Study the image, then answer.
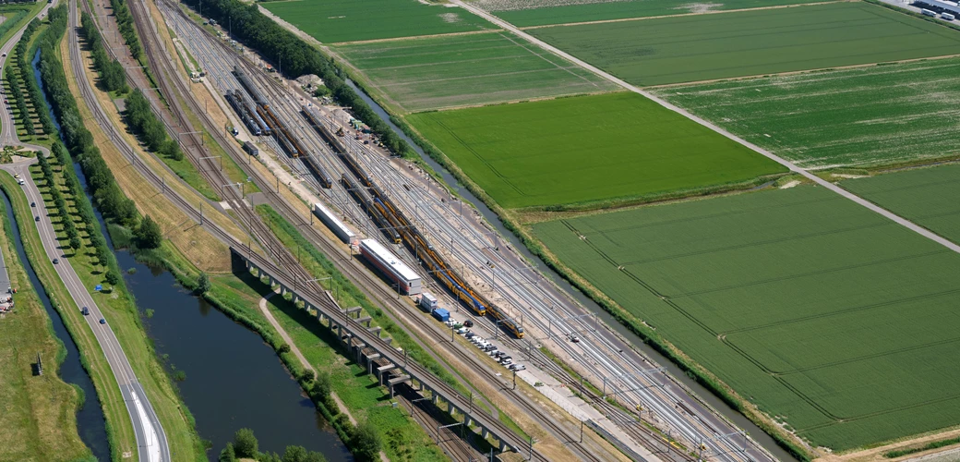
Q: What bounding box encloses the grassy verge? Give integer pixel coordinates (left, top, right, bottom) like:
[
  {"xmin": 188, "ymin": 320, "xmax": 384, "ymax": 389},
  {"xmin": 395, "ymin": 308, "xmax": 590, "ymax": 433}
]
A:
[
  {"xmin": 885, "ymin": 436, "xmax": 960, "ymax": 458},
  {"xmin": 27, "ymin": 151, "xmax": 206, "ymax": 460},
  {"xmin": 0, "ymin": 176, "xmax": 92, "ymax": 461},
  {"xmin": 0, "ymin": 171, "xmax": 136, "ymax": 461}
]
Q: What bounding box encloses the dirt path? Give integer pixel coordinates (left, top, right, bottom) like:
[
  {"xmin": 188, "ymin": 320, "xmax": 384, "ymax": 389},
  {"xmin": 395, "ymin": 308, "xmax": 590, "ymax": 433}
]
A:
[{"xmin": 258, "ymin": 291, "xmax": 390, "ymax": 462}]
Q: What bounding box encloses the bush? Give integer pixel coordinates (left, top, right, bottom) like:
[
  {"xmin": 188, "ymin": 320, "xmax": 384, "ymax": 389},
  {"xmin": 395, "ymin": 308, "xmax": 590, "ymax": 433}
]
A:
[
  {"xmin": 136, "ymin": 215, "xmax": 163, "ymax": 249},
  {"xmin": 232, "ymin": 428, "xmax": 258, "ymax": 458},
  {"xmin": 350, "ymin": 419, "xmax": 381, "ymax": 462}
]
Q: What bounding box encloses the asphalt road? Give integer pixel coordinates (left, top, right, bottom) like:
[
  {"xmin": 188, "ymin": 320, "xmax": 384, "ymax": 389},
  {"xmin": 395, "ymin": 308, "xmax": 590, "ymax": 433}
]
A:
[{"xmin": 0, "ymin": 1, "xmax": 169, "ymax": 459}]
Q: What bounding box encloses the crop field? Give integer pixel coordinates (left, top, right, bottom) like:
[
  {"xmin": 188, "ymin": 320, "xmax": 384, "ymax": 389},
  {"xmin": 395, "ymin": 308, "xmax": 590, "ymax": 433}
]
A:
[
  {"xmin": 406, "ymin": 92, "xmax": 784, "ymax": 208},
  {"xmin": 333, "ymin": 32, "xmax": 617, "ymax": 112},
  {"xmin": 261, "ymin": 0, "xmax": 496, "ymax": 43},
  {"xmin": 528, "ymin": 2, "xmax": 960, "ymax": 86},
  {"xmin": 477, "ymin": 0, "xmax": 826, "ymax": 27},
  {"xmin": 655, "ymin": 58, "xmax": 960, "ymax": 169},
  {"xmin": 533, "ymin": 186, "xmax": 960, "ymax": 450},
  {"xmin": 844, "ymin": 164, "xmax": 960, "ymax": 245}
]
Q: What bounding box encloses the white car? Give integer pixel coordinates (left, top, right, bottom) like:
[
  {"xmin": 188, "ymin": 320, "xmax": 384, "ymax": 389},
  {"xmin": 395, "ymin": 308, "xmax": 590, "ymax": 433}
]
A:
[{"xmin": 509, "ymin": 364, "xmax": 526, "ymax": 371}]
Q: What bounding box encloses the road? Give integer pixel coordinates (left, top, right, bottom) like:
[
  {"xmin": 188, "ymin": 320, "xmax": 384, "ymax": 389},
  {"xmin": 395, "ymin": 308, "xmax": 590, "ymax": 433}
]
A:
[
  {"xmin": 0, "ymin": 1, "xmax": 170, "ymax": 460},
  {"xmin": 451, "ymin": 0, "xmax": 960, "ymax": 256}
]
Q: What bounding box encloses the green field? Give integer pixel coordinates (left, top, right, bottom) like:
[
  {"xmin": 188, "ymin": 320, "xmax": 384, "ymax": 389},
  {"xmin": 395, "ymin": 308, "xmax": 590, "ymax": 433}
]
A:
[
  {"xmin": 844, "ymin": 164, "xmax": 960, "ymax": 244},
  {"xmin": 482, "ymin": 0, "xmax": 826, "ymax": 27},
  {"xmin": 334, "ymin": 32, "xmax": 617, "ymax": 112},
  {"xmin": 655, "ymin": 58, "xmax": 960, "ymax": 168},
  {"xmin": 528, "ymin": 2, "xmax": 960, "ymax": 86},
  {"xmin": 534, "ymin": 186, "xmax": 960, "ymax": 450},
  {"xmin": 261, "ymin": 0, "xmax": 496, "ymax": 43},
  {"xmin": 407, "ymin": 92, "xmax": 784, "ymax": 208}
]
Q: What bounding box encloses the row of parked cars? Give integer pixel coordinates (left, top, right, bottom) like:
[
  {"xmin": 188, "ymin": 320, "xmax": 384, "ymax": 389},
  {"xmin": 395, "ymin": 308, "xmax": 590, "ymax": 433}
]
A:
[{"xmin": 464, "ymin": 330, "xmax": 526, "ymax": 372}]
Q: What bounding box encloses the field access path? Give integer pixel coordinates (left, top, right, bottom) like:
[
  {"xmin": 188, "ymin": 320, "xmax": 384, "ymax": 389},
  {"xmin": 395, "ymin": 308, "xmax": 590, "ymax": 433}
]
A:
[{"xmin": 451, "ymin": 0, "xmax": 960, "ymax": 258}]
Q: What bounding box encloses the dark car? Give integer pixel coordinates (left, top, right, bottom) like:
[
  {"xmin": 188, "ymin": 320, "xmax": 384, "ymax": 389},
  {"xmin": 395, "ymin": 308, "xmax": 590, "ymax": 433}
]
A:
[
  {"xmin": 463, "ymin": 320, "xmax": 474, "ymax": 328},
  {"xmin": 99, "ymin": 318, "xmax": 106, "ymax": 325},
  {"xmin": 52, "ymin": 258, "xmax": 59, "ymax": 264},
  {"xmin": 35, "ymin": 216, "xmax": 39, "ymax": 222},
  {"xmin": 30, "ymin": 201, "xmax": 35, "ymax": 207},
  {"xmin": 81, "ymin": 307, "xmax": 89, "ymax": 316}
]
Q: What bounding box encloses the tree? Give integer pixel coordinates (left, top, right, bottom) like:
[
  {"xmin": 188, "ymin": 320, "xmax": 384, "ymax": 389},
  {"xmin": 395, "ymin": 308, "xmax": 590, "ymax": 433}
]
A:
[
  {"xmin": 95, "ymin": 242, "xmax": 111, "ymax": 266},
  {"xmin": 218, "ymin": 442, "xmax": 236, "ymax": 462},
  {"xmin": 233, "ymin": 428, "xmax": 258, "ymax": 458},
  {"xmin": 196, "ymin": 272, "xmax": 211, "ymax": 295},
  {"xmin": 136, "ymin": 215, "xmax": 163, "ymax": 249},
  {"xmin": 282, "ymin": 446, "xmax": 308, "ymax": 462},
  {"xmin": 69, "ymin": 234, "xmax": 82, "ymax": 251},
  {"xmin": 351, "ymin": 419, "xmax": 382, "ymax": 462},
  {"xmin": 311, "ymin": 372, "xmax": 332, "ymax": 400},
  {"xmin": 105, "ymin": 270, "xmax": 120, "ymax": 286},
  {"xmin": 300, "ymin": 369, "xmax": 315, "ymax": 383}
]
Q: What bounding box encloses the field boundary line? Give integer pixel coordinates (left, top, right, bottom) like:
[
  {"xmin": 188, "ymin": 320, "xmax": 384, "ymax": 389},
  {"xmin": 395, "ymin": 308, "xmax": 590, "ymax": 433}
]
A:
[
  {"xmin": 451, "ymin": 0, "xmax": 960, "ymax": 256},
  {"xmin": 329, "ymin": 28, "xmax": 504, "ymax": 46},
  {"xmin": 517, "ymin": 0, "xmax": 852, "ymax": 30},
  {"xmin": 644, "ymin": 52, "xmax": 960, "ymax": 89}
]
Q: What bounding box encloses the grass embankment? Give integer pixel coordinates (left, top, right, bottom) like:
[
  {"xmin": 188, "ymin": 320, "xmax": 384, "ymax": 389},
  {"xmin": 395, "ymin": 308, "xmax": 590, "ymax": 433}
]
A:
[
  {"xmin": 0, "ymin": 180, "xmax": 92, "ymax": 461},
  {"xmin": 528, "ymin": 2, "xmax": 960, "ymax": 86},
  {"xmin": 26, "ymin": 153, "xmax": 206, "ymax": 460},
  {"xmin": 66, "ymin": 28, "xmax": 232, "ymax": 272},
  {"xmin": 0, "ymin": 171, "xmax": 137, "ymax": 461}
]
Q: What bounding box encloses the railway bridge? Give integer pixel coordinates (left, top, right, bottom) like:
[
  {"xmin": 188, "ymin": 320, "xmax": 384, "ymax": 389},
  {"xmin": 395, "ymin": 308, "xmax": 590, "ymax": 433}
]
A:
[{"xmin": 231, "ymin": 247, "xmax": 532, "ymax": 456}]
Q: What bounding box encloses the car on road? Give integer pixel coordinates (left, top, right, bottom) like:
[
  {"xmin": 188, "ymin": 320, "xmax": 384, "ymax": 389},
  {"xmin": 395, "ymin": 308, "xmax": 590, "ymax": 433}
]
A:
[
  {"xmin": 30, "ymin": 201, "xmax": 35, "ymax": 207},
  {"xmin": 510, "ymin": 364, "xmax": 526, "ymax": 372},
  {"xmin": 99, "ymin": 318, "xmax": 106, "ymax": 325},
  {"xmin": 81, "ymin": 307, "xmax": 89, "ymax": 316},
  {"xmin": 52, "ymin": 258, "xmax": 59, "ymax": 264},
  {"xmin": 35, "ymin": 216, "xmax": 39, "ymax": 222}
]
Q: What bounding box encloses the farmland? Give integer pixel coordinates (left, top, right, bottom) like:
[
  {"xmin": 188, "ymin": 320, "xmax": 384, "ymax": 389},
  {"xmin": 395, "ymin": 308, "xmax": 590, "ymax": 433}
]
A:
[
  {"xmin": 407, "ymin": 92, "xmax": 785, "ymax": 209},
  {"xmin": 533, "ymin": 185, "xmax": 960, "ymax": 450},
  {"xmin": 528, "ymin": 2, "xmax": 960, "ymax": 86},
  {"xmin": 480, "ymin": 0, "xmax": 827, "ymax": 27},
  {"xmin": 261, "ymin": 0, "xmax": 495, "ymax": 43},
  {"xmin": 655, "ymin": 57, "xmax": 960, "ymax": 168},
  {"xmin": 333, "ymin": 32, "xmax": 617, "ymax": 112},
  {"xmin": 844, "ymin": 164, "xmax": 960, "ymax": 244}
]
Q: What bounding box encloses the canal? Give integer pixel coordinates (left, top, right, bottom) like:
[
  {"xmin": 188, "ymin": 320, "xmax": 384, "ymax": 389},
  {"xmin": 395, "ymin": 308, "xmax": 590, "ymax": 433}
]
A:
[
  {"xmin": 346, "ymin": 79, "xmax": 797, "ymax": 461},
  {"xmin": 34, "ymin": 48, "xmax": 350, "ymax": 460},
  {"xmin": 1, "ymin": 188, "xmax": 111, "ymax": 461}
]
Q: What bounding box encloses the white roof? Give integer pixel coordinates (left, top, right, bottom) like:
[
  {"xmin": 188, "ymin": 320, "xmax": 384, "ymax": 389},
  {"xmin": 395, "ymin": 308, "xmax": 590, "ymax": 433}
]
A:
[
  {"xmin": 314, "ymin": 202, "xmax": 355, "ymax": 237},
  {"xmin": 360, "ymin": 239, "xmax": 420, "ymax": 282}
]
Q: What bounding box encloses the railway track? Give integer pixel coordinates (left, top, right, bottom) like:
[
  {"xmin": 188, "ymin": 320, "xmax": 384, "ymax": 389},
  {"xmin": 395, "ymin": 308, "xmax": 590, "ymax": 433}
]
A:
[
  {"xmin": 149, "ymin": 5, "xmax": 708, "ymax": 461},
  {"xmin": 75, "ymin": 0, "xmax": 573, "ymax": 459}
]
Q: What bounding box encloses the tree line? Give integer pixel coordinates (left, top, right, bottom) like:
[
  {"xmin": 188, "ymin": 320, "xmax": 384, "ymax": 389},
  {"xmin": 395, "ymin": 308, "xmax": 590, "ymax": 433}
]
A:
[
  {"xmin": 179, "ymin": 0, "xmax": 410, "ymax": 156},
  {"xmin": 5, "ymin": 65, "xmax": 32, "ymax": 136},
  {"xmin": 15, "ymin": 18, "xmax": 55, "ymax": 136},
  {"xmin": 109, "ymin": 0, "xmax": 143, "ymax": 62},
  {"xmin": 79, "ymin": 12, "xmax": 128, "ymax": 94},
  {"xmin": 124, "ymin": 89, "xmax": 183, "ymax": 160},
  {"xmin": 38, "ymin": 5, "xmax": 162, "ymax": 256}
]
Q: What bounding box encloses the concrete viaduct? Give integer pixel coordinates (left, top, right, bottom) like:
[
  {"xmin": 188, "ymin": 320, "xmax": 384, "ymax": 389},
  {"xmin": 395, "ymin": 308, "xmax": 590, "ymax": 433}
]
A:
[{"xmin": 231, "ymin": 247, "xmax": 529, "ymax": 455}]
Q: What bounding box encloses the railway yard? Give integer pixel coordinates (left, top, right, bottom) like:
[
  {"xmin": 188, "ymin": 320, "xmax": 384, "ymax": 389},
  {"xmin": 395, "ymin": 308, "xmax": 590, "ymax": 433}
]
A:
[{"xmin": 12, "ymin": 0, "xmax": 960, "ymax": 459}]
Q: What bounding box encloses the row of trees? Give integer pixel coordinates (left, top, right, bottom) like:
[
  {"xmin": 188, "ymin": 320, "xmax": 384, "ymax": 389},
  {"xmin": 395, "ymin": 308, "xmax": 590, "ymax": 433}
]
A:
[
  {"xmin": 124, "ymin": 89, "xmax": 183, "ymax": 160},
  {"xmin": 38, "ymin": 5, "xmax": 138, "ymax": 229},
  {"xmin": 306, "ymin": 372, "xmax": 381, "ymax": 461},
  {"xmin": 179, "ymin": 0, "xmax": 410, "ymax": 156},
  {"xmin": 79, "ymin": 12, "xmax": 128, "ymax": 93},
  {"xmin": 15, "ymin": 17, "xmax": 55, "ymax": 136},
  {"xmin": 37, "ymin": 142, "xmax": 122, "ymax": 284},
  {"xmin": 5, "ymin": 65, "xmax": 32, "ymax": 136},
  {"xmin": 109, "ymin": 0, "xmax": 143, "ymax": 62},
  {"xmin": 219, "ymin": 428, "xmax": 330, "ymax": 462}
]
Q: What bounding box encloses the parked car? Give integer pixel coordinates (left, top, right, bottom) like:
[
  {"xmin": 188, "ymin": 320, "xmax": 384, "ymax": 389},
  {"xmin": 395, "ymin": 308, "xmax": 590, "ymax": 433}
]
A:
[
  {"xmin": 483, "ymin": 344, "xmax": 497, "ymax": 352},
  {"xmin": 463, "ymin": 320, "xmax": 474, "ymax": 328},
  {"xmin": 510, "ymin": 364, "xmax": 526, "ymax": 371},
  {"xmin": 487, "ymin": 349, "xmax": 499, "ymax": 357}
]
